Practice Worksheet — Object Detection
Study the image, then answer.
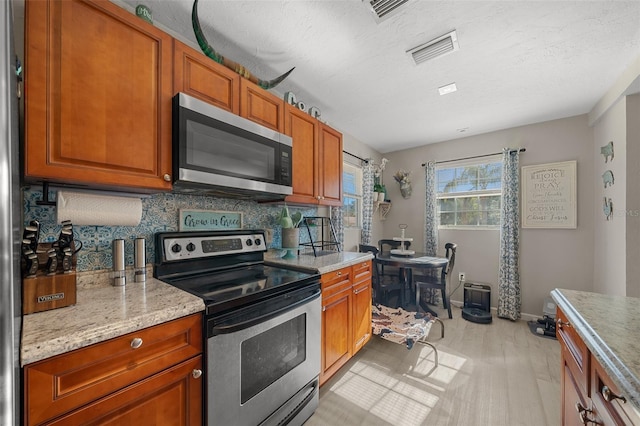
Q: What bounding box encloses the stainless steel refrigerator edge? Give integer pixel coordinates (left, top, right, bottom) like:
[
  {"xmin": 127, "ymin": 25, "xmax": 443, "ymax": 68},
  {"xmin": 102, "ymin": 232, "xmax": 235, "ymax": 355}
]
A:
[{"xmin": 0, "ymin": 0, "xmax": 22, "ymax": 424}]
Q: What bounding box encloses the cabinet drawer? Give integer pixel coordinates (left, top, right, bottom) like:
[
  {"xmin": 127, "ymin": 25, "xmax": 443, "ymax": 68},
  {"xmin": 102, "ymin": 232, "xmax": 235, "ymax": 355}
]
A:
[
  {"xmin": 321, "ymin": 267, "xmax": 352, "ymax": 297},
  {"xmin": 590, "ymin": 354, "xmax": 640, "ymax": 425},
  {"xmin": 556, "ymin": 307, "xmax": 589, "ymax": 395},
  {"xmin": 24, "ymin": 314, "xmax": 202, "ymax": 425},
  {"xmin": 352, "ymin": 260, "xmax": 372, "ymax": 283}
]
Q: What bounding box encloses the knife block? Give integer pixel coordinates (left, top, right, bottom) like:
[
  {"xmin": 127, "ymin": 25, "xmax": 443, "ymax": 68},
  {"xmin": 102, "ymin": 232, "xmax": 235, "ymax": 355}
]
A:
[{"xmin": 22, "ymin": 242, "xmax": 77, "ymax": 315}]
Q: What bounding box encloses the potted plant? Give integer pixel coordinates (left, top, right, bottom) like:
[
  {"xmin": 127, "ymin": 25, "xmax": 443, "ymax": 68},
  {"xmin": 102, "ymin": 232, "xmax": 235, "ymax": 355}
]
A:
[
  {"xmin": 373, "ymin": 182, "xmax": 385, "ymax": 202},
  {"xmin": 279, "ymin": 205, "xmax": 303, "ymax": 249}
]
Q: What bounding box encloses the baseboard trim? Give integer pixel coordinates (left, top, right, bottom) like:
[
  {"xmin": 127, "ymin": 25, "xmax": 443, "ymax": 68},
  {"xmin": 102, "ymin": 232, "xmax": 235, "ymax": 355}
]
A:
[{"xmin": 450, "ymin": 300, "xmax": 541, "ymax": 322}]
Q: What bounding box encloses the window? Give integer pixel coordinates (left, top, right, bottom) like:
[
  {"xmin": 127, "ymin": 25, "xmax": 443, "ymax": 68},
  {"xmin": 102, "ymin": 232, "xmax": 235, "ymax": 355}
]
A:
[
  {"xmin": 436, "ymin": 160, "xmax": 502, "ymax": 227},
  {"xmin": 343, "ymin": 162, "xmax": 362, "ymax": 227}
]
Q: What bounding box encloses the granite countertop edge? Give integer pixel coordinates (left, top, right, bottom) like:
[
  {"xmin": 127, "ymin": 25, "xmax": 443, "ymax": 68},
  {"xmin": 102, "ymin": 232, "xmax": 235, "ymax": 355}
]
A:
[
  {"xmin": 264, "ymin": 250, "xmax": 373, "ymax": 274},
  {"xmin": 551, "ymin": 288, "xmax": 640, "ymax": 410},
  {"xmin": 21, "ymin": 273, "xmax": 205, "ymax": 366}
]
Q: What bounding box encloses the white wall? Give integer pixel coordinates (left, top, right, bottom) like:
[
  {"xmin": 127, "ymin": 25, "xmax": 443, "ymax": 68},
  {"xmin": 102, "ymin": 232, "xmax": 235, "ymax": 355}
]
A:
[
  {"xmin": 593, "ymin": 98, "xmax": 627, "ymax": 296},
  {"xmin": 626, "ymin": 94, "xmax": 640, "ymax": 298},
  {"xmin": 383, "ymin": 115, "xmax": 595, "ymax": 316}
]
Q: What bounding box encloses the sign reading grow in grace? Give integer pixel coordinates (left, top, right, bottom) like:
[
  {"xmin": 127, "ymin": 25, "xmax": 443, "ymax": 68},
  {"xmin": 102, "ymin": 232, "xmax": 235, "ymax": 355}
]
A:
[
  {"xmin": 521, "ymin": 161, "xmax": 577, "ymax": 229},
  {"xmin": 179, "ymin": 209, "xmax": 243, "ymax": 231}
]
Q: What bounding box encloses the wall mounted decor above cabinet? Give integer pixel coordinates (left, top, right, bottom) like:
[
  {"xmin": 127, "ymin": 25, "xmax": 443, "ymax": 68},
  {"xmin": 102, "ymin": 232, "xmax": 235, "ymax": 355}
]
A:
[
  {"xmin": 24, "ymin": 0, "xmax": 173, "ymax": 192},
  {"xmin": 284, "ymin": 105, "xmax": 343, "ymax": 206}
]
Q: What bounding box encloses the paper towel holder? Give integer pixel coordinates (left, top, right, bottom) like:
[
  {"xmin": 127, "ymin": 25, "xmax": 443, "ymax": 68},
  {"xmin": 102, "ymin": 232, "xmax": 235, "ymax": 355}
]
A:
[{"xmin": 36, "ymin": 182, "xmax": 56, "ymax": 206}]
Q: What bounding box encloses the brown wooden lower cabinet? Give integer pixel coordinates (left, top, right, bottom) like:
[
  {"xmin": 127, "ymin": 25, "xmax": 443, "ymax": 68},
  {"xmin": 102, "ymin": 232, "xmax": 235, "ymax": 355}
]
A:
[
  {"xmin": 320, "ymin": 260, "xmax": 372, "ymax": 386},
  {"xmin": 557, "ymin": 307, "xmax": 640, "ymax": 425},
  {"xmin": 24, "ymin": 313, "xmax": 203, "ymax": 425}
]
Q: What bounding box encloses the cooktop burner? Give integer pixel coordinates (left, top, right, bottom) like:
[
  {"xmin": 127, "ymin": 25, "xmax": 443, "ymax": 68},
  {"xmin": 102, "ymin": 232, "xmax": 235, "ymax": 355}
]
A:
[{"xmin": 154, "ymin": 230, "xmax": 320, "ymax": 316}]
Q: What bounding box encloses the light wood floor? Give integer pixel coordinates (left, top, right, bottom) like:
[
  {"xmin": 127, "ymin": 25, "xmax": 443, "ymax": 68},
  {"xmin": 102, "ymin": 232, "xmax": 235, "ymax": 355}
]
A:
[{"xmin": 306, "ymin": 308, "xmax": 561, "ymax": 426}]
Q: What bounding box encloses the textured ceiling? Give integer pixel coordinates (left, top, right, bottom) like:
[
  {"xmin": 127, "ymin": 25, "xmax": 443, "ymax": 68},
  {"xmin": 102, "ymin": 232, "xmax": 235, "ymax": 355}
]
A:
[{"xmin": 118, "ymin": 0, "xmax": 640, "ymax": 153}]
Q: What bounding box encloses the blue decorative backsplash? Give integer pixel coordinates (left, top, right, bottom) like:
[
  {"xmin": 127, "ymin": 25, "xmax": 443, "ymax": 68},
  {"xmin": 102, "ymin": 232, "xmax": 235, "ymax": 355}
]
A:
[{"xmin": 23, "ymin": 189, "xmax": 318, "ymax": 272}]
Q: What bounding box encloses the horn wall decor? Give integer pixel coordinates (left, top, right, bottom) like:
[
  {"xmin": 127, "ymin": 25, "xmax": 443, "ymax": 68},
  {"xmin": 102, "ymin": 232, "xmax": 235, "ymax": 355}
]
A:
[{"xmin": 192, "ymin": 0, "xmax": 295, "ymax": 90}]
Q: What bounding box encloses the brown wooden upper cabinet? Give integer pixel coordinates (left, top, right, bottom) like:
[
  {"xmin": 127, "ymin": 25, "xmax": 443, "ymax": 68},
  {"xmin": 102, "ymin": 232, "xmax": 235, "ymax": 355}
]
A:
[
  {"xmin": 173, "ymin": 39, "xmax": 240, "ymax": 114},
  {"xmin": 284, "ymin": 105, "xmax": 343, "ymax": 206},
  {"xmin": 24, "ymin": 0, "xmax": 173, "ymax": 191},
  {"xmin": 239, "ymin": 79, "xmax": 285, "ymax": 132}
]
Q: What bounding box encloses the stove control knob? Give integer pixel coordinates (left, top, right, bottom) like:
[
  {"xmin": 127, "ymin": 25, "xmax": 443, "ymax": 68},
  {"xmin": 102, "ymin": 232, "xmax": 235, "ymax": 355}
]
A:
[
  {"xmin": 245, "ymin": 239, "xmax": 253, "ymax": 246},
  {"xmin": 186, "ymin": 243, "xmax": 196, "ymax": 252},
  {"xmin": 171, "ymin": 243, "xmax": 182, "ymax": 253},
  {"xmin": 254, "ymin": 238, "xmax": 262, "ymax": 246}
]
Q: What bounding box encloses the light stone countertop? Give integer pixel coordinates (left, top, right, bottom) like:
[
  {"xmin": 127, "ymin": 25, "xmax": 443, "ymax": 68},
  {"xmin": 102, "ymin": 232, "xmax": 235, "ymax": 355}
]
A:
[
  {"xmin": 551, "ymin": 288, "xmax": 640, "ymax": 410},
  {"xmin": 265, "ymin": 250, "xmax": 373, "ymax": 274},
  {"xmin": 21, "ymin": 267, "xmax": 205, "ymax": 366}
]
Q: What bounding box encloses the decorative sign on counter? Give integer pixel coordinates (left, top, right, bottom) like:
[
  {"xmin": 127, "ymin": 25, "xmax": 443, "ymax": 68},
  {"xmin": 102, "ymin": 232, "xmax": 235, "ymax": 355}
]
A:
[
  {"xmin": 179, "ymin": 209, "xmax": 243, "ymax": 231},
  {"xmin": 522, "ymin": 161, "xmax": 577, "ymax": 228}
]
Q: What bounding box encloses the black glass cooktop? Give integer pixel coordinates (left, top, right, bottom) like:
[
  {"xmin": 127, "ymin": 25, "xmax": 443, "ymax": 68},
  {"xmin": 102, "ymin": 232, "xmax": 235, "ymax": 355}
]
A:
[{"xmin": 164, "ymin": 264, "xmax": 319, "ymax": 315}]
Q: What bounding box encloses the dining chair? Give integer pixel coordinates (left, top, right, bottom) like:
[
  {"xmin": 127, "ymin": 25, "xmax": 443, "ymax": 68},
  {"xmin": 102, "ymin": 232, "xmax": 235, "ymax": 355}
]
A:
[
  {"xmin": 413, "ymin": 242, "xmax": 457, "ymax": 319},
  {"xmin": 359, "ymin": 244, "xmax": 404, "ymax": 308},
  {"xmin": 377, "ymin": 239, "xmax": 412, "ymax": 282}
]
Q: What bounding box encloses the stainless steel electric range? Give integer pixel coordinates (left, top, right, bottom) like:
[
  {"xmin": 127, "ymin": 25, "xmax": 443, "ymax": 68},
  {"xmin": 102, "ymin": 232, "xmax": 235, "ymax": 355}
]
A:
[{"xmin": 154, "ymin": 230, "xmax": 321, "ymax": 426}]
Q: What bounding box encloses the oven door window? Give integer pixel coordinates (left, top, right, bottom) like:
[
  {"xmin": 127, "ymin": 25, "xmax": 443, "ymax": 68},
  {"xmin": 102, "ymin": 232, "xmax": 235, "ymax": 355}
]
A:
[
  {"xmin": 241, "ymin": 313, "xmax": 306, "ymax": 404},
  {"xmin": 186, "ymin": 118, "xmax": 276, "ymax": 181}
]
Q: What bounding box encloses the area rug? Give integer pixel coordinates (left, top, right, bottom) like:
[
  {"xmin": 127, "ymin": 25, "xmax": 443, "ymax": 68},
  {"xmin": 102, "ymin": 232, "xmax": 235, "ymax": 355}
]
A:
[{"xmin": 372, "ymin": 304, "xmax": 436, "ymax": 349}]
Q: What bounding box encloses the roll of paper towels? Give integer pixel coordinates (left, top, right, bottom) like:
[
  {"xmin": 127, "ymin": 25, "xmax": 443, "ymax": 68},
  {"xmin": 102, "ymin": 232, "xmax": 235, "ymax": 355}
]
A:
[{"xmin": 57, "ymin": 191, "xmax": 142, "ymax": 226}]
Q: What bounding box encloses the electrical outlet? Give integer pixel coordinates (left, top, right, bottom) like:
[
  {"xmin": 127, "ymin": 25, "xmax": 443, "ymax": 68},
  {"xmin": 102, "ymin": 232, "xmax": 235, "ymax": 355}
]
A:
[
  {"xmin": 459, "ymin": 272, "xmax": 466, "ymax": 282},
  {"xmin": 264, "ymin": 228, "xmax": 273, "ymax": 245}
]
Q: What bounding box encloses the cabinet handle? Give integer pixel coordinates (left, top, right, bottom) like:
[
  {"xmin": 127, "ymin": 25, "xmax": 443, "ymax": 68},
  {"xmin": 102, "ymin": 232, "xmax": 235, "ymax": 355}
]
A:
[
  {"xmin": 130, "ymin": 337, "xmax": 143, "ymax": 349},
  {"xmin": 163, "ymin": 174, "xmax": 171, "ymax": 182},
  {"xmin": 602, "ymin": 386, "xmax": 626, "ymax": 403},
  {"xmin": 192, "ymin": 369, "xmax": 203, "ymax": 379},
  {"xmin": 354, "ymin": 287, "xmax": 366, "ymax": 295},
  {"xmin": 336, "ymin": 271, "xmax": 342, "ymax": 276},
  {"xmin": 575, "ymin": 402, "xmax": 602, "ymax": 425},
  {"xmin": 556, "ymin": 319, "xmax": 572, "ymax": 328}
]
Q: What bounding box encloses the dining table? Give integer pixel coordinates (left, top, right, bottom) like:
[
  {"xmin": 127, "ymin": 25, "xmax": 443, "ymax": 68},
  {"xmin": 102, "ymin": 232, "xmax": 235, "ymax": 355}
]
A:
[{"xmin": 375, "ymin": 251, "xmax": 449, "ymax": 315}]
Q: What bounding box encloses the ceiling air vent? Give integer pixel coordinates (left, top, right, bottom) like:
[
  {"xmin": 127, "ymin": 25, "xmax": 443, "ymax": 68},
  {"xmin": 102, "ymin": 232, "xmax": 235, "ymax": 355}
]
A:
[
  {"xmin": 407, "ymin": 30, "xmax": 459, "ymax": 65},
  {"xmin": 364, "ymin": 0, "xmax": 414, "ymax": 22}
]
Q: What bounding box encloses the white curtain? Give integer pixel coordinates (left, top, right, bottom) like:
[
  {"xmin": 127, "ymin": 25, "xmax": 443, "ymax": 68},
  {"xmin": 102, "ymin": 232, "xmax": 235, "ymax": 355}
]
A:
[
  {"xmin": 497, "ymin": 148, "xmax": 521, "ymax": 320},
  {"xmin": 361, "ymin": 161, "xmax": 375, "ymax": 245}
]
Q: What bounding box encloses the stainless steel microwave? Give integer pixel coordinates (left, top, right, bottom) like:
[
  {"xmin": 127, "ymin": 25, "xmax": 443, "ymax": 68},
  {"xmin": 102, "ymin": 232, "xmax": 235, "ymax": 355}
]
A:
[{"xmin": 172, "ymin": 93, "xmax": 293, "ymax": 200}]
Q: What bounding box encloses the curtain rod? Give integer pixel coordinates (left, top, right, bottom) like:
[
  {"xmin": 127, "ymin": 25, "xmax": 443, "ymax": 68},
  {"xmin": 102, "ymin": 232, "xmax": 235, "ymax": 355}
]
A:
[
  {"xmin": 421, "ymin": 148, "xmax": 526, "ymax": 167},
  {"xmin": 343, "ymin": 150, "xmax": 370, "ymax": 163}
]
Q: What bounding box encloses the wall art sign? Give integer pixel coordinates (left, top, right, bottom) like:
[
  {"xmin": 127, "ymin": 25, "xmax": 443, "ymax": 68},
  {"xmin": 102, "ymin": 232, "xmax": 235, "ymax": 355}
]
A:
[
  {"xmin": 521, "ymin": 160, "xmax": 577, "ymax": 229},
  {"xmin": 179, "ymin": 209, "xmax": 243, "ymax": 231}
]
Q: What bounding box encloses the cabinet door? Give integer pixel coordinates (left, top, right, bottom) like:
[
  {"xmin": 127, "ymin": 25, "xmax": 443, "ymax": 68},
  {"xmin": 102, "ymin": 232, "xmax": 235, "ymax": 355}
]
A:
[
  {"xmin": 173, "ymin": 39, "xmax": 240, "ymax": 114},
  {"xmin": 321, "ymin": 285, "xmax": 352, "ymax": 386},
  {"xmin": 320, "ymin": 267, "xmax": 352, "ymax": 386},
  {"xmin": 318, "ymin": 124, "xmax": 343, "ymax": 206},
  {"xmin": 352, "ymin": 261, "xmax": 372, "ymax": 354},
  {"xmin": 285, "ymin": 104, "xmax": 319, "ymax": 204},
  {"xmin": 240, "ymin": 79, "xmax": 285, "ymax": 132},
  {"xmin": 47, "ymin": 356, "xmax": 203, "ymax": 426},
  {"xmin": 562, "ymin": 363, "xmax": 589, "ymax": 426},
  {"xmin": 24, "ymin": 0, "xmax": 173, "ymax": 191}
]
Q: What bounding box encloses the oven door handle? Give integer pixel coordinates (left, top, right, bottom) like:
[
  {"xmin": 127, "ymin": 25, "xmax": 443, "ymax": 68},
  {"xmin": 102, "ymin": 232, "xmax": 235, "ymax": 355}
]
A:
[{"xmin": 210, "ymin": 287, "xmax": 320, "ymax": 335}]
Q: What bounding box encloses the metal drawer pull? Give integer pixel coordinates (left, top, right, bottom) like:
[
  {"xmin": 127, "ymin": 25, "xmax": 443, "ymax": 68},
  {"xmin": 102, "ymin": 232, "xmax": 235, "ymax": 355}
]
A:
[
  {"xmin": 575, "ymin": 402, "xmax": 602, "ymax": 425},
  {"xmin": 602, "ymin": 386, "xmax": 626, "ymax": 403},
  {"xmin": 130, "ymin": 337, "xmax": 143, "ymax": 349},
  {"xmin": 192, "ymin": 369, "xmax": 203, "ymax": 379},
  {"xmin": 557, "ymin": 319, "xmax": 572, "ymax": 328},
  {"xmin": 336, "ymin": 271, "xmax": 342, "ymax": 276}
]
